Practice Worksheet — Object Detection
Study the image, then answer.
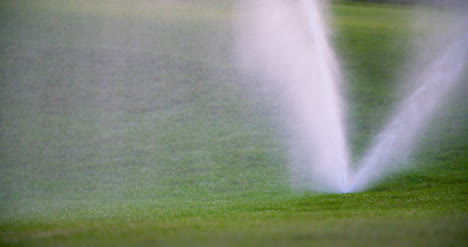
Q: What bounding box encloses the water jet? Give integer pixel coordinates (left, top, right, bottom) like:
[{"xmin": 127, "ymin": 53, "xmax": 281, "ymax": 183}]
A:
[{"xmin": 235, "ymin": 0, "xmax": 467, "ymax": 193}]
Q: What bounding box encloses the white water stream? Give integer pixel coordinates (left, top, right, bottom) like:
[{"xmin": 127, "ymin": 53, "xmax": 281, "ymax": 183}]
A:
[{"xmin": 235, "ymin": 0, "xmax": 467, "ymax": 193}]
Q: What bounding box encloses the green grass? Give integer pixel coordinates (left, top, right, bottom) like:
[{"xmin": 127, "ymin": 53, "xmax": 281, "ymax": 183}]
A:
[{"xmin": 0, "ymin": 0, "xmax": 467, "ymax": 246}]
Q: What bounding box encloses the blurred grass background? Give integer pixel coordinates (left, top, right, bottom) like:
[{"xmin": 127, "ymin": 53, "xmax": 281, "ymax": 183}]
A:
[{"xmin": 0, "ymin": 0, "xmax": 466, "ymax": 246}]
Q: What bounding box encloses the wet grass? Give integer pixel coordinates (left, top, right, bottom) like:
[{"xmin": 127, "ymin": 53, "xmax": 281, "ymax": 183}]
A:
[{"xmin": 0, "ymin": 1, "xmax": 467, "ymax": 246}]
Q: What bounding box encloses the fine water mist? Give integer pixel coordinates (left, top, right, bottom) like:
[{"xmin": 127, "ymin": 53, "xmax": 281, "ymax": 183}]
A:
[
  {"xmin": 1, "ymin": 1, "xmax": 466, "ymax": 221},
  {"xmin": 235, "ymin": 0, "xmax": 467, "ymax": 193},
  {"xmin": 1, "ymin": 0, "xmax": 274, "ymax": 218}
]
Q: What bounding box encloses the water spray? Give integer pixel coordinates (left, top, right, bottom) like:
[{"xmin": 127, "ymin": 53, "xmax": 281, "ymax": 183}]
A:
[{"xmin": 236, "ymin": 0, "xmax": 467, "ymax": 193}]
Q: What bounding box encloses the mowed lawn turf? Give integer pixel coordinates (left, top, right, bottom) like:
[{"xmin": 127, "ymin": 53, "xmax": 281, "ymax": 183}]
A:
[{"xmin": 0, "ymin": 1, "xmax": 467, "ymax": 246}]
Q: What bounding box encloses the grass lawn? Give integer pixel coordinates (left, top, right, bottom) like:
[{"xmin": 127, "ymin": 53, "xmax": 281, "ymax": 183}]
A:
[{"xmin": 0, "ymin": 0, "xmax": 467, "ymax": 246}]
